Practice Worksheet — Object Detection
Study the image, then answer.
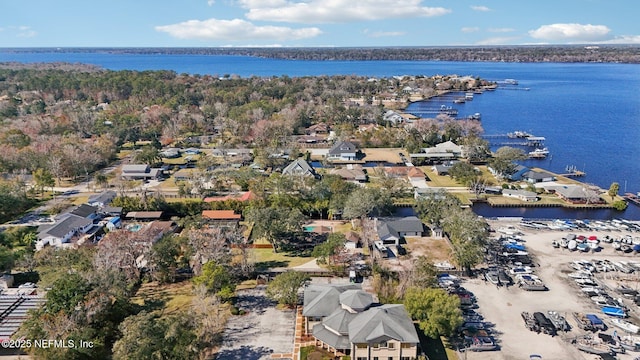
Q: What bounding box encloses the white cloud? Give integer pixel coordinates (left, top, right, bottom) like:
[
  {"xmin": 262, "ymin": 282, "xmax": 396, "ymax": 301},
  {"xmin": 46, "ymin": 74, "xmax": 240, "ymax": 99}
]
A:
[
  {"xmin": 529, "ymin": 23, "xmax": 610, "ymax": 42},
  {"xmin": 238, "ymin": 0, "xmax": 451, "ymax": 24},
  {"xmin": 461, "ymin": 27, "xmax": 480, "ymax": 33},
  {"xmin": 488, "ymin": 27, "xmax": 514, "ymax": 33},
  {"xmin": 475, "ymin": 36, "xmax": 521, "ymax": 45},
  {"xmin": 600, "ymin": 35, "xmax": 640, "ymax": 44},
  {"xmin": 470, "ymin": 5, "xmax": 491, "ymax": 12},
  {"xmin": 207, "ymin": 0, "xmax": 215, "ymax": 5},
  {"xmin": 155, "ymin": 18, "xmax": 322, "ymax": 41},
  {"xmin": 366, "ymin": 31, "xmax": 406, "ymax": 38},
  {"xmin": 14, "ymin": 26, "xmax": 37, "ymax": 38}
]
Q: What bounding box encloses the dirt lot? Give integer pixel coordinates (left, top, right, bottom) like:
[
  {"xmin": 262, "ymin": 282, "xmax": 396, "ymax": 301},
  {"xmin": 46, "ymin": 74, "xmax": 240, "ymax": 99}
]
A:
[
  {"xmin": 461, "ymin": 220, "xmax": 640, "ymax": 360},
  {"xmin": 217, "ymin": 286, "xmax": 295, "ymax": 360}
]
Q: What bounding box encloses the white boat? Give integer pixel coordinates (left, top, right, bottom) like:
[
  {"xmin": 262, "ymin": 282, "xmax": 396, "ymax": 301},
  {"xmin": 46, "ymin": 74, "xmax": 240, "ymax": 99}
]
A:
[
  {"xmin": 568, "ymin": 270, "xmax": 593, "ymax": 279},
  {"xmin": 568, "ymin": 240, "xmax": 577, "ymax": 251},
  {"xmin": 510, "ymin": 266, "xmax": 533, "ymax": 275},
  {"xmin": 559, "ymin": 238, "xmax": 569, "ymax": 248},
  {"xmin": 610, "ymin": 318, "xmax": 640, "ymax": 334}
]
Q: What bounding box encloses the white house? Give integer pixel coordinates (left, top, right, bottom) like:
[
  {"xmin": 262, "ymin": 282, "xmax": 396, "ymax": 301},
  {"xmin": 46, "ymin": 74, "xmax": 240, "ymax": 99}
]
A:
[
  {"xmin": 36, "ymin": 214, "xmax": 94, "ymax": 250},
  {"xmin": 502, "ymin": 189, "xmax": 538, "ymax": 202},
  {"xmin": 327, "ymin": 140, "xmax": 358, "ymax": 161}
]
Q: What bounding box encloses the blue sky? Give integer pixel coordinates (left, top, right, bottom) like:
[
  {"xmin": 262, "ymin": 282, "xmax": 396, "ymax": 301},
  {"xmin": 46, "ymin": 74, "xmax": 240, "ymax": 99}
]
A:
[{"xmin": 1, "ymin": 0, "xmax": 639, "ymax": 47}]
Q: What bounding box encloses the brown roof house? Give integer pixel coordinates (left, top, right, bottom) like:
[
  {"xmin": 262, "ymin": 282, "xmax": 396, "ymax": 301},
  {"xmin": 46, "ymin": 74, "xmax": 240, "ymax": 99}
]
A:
[
  {"xmin": 303, "ymin": 284, "xmax": 419, "ymax": 359},
  {"xmin": 202, "ymin": 210, "xmax": 242, "ymax": 227}
]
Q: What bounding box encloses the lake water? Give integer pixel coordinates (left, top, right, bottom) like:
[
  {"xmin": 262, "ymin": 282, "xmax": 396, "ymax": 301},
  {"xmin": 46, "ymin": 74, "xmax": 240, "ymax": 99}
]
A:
[{"xmin": 2, "ymin": 50, "xmax": 639, "ymax": 219}]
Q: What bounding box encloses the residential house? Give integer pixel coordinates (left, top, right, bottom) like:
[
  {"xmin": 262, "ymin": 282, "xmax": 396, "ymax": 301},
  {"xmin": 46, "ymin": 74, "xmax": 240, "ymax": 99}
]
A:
[
  {"xmin": 327, "ymin": 140, "xmax": 359, "ymax": 161},
  {"xmin": 125, "ymin": 211, "xmax": 164, "ymax": 221},
  {"xmin": 330, "ymin": 165, "xmax": 368, "ymax": 183},
  {"xmin": 281, "ymin": 158, "xmax": 320, "ymax": 178},
  {"xmin": 36, "ymin": 214, "xmax": 94, "ymax": 250},
  {"xmin": 303, "ymin": 284, "xmax": 419, "ymax": 359},
  {"xmin": 160, "ymin": 148, "xmax": 181, "ymax": 158},
  {"xmin": 202, "ymin": 210, "xmax": 242, "ymax": 227},
  {"xmin": 376, "ymin": 217, "xmax": 425, "ymax": 245},
  {"xmin": 121, "ymin": 164, "xmax": 161, "ymax": 180},
  {"xmin": 410, "ymin": 140, "xmax": 463, "ymax": 163},
  {"xmin": 88, "ymin": 190, "xmax": 117, "ymax": 207},
  {"xmin": 383, "ymin": 110, "xmax": 404, "ymax": 125},
  {"xmin": 523, "ymin": 170, "xmax": 556, "ymax": 183},
  {"xmin": 173, "ymin": 168, "xmax": 198, "ymax": 182},
  {"xmin": 433, "ymin": 162, "xmax": 454, "ymax": 176},
  {"xmin": 204, "ymin": 191, "xmax": 255, "ymax": 203},
  {"xmin": 506, "ymin": 165, "xmax": 530, "ymax": 181},
  {"xmin": 545, "ymin": 184, "xmax": 594, "ymax": 204},
  {"xmin": 68, "ymin": 204, "xmax": 99, "ymax": 220},
  {"xmin": 502, "ymin": 189, "xmax": 538, "ymax": 202},
  {"xmin": 105, "ymin": 216, "xmax": 122, "ymax": 231},
  {"xmin": 306, "ymin": 123, "xmax": 330, "ymax": 136},
  {"xmin": 406, "ymin": 167, "xmax": 425, "ymax": 181}
]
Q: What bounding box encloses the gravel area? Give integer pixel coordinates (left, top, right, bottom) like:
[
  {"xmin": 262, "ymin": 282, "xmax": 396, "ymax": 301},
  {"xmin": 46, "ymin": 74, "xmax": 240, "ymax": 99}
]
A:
[{"xmin": 217, "ymin": 286, "xmax": 295, "ymax": 360}]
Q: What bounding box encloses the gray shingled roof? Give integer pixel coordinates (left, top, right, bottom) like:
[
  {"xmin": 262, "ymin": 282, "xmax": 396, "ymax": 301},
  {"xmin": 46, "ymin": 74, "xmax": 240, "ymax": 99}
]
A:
[
  {"xmin": 323, "ymin": 308, "xmax": 357, "ymax": 335},
  {"xmin": 70, "ymin": 204, "xmax": 98, "ymax": 218},
  {"xmin": 312, "ymin": 322, "xmax": 352, "ymax": 350},
  {"xmin": 377, "ymin": 216, "xmax": 424, "ymax": 240},
  {"xmin": 340, "ymin": 290, "xmax": 374, "ymax": 312},
  {"xmin": 328, "ymin": 140, "xmax": 357, "ymax": 155},
  {"xmin": 282, "ymin": 158, "xmax": 317, "ymax": 177},
  {"xmin": 348, "ymin": 304, "xmax": 419, "ymax": 344},
  {"xmin": 38, "ymin": 214, "xmax": 92, "ymax": 239},
  {"xmin": 302, "ymin": 284, "xmax": 361, "ymax": 317}
]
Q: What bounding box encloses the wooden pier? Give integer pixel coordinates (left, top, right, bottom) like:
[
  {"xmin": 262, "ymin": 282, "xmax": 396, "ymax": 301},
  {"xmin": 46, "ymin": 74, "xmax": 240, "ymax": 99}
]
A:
[
  {"xmin": 558, "ymin": 171, "xmax": 586, "ymax": 177},
  {"xmin": 624, "ymin": 193, "xmax": 640, "ymax": 206}
]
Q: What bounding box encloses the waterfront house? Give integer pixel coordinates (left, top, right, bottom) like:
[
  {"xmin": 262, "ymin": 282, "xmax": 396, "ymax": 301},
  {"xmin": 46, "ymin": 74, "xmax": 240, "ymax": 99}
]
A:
[
  {"xmin": 327, "ymin": 140, "xmax": 359, "ymax": 161},
  {"xmin": 281, "ymin": 158, "xmax": 320, "ymax": 178},
  {"xmin": 376, "ymin": 217, "xmax": 425, "ymax": 245},
  {"xmin": 433, "ymin": 161, "xmax": 457, "ymax": 176},
  {"xmin": 411, "ymin": 140, "xmax": 464, "ymax": 163},
  {"xmin": 523, "ymin": 170, "xmax": 556, "ymax": 183},
  {"xmin": 383, "ymin": 110, "xmax": 404, "ymax": 125},
  {"xmin": 545, "ymin": 184, "xmax": 594, "ymax": 204},
  {"xmin": 303, "ymin": 284, "xmax": 419, "ymax": 359},
  {"xmin": 121, "ymin": 164, "xmax": 161, "ymax": 180},
  {"xmin": 506, "ymin": 165, "xmax": 530, "ymax": 181},
  {"xmin": 502, "ymin": 189, "xmax": 538, "ymax": 202}
]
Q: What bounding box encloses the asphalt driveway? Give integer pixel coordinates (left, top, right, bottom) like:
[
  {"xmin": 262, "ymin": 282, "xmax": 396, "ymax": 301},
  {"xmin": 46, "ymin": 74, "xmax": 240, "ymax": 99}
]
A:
[{"xmin": 217, "ymin": 285, "xmax": 295, "ymax": 360}]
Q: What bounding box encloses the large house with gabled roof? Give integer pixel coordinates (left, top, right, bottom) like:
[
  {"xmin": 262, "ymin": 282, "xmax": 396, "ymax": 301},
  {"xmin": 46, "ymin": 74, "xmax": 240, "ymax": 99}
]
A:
[
  {"xmin": 303, "ymin": 284, "xmax": 419, "ymax": 359},
  {"xmin": 327, "ymin": 140, "xmax": 359, "ymax": 161},
  {"xmin": 282, "ymin": 158, "xmax": 320, "ymax": 178}
]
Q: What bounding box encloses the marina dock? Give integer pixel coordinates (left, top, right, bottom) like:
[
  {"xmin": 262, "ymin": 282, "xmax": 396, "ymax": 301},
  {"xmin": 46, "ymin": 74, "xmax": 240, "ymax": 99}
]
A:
[{"xmin": 624, "ymin": 193, "xmax": 640, "ymax": 206}]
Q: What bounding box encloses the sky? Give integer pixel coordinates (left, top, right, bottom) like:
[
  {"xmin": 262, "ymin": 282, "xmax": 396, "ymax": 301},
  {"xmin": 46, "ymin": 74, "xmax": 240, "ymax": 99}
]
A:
[{"xmin": 1, "ymin": 0, "xmax": 639, "ymax": 47}]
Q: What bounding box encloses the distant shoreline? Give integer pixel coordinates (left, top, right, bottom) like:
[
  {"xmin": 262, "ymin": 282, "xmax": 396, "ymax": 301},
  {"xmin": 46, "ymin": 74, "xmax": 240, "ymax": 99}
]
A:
[{"xmin": 2, "ymin": 45, "xmax": 640, "ymax": 64}]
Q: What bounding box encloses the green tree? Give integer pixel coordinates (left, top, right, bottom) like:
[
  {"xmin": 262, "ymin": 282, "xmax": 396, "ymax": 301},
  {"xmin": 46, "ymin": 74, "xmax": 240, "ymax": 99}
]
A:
[
  {"xmin": 342, "ymin": 187, "xmax": 392, "ymax": 219},
  {"xmin": 192, "ymin": 261, "xmax": 236, "ymax": 301},
  {"xmin": 414, "ymin": 190, "xmax": 460, "ymax": 227},
  {"xmin": 112, "ymin": 311, "xmax": 199, "ymax": 360},
  {"xmin": 266, "ymin": 271, "xmax": 309, "ymax": 307},
  {"xmin": 32, "ymin": 167, "xmax": 55, "ymax": 196},
  {"xmin": 441, "ymin": 209, "xmax": 488, "ymax": 274},
  {"xmin": 312, "ymin": 233, "xmax": 346, "ymax": 265},
  {"xmin": 134, "ymin": 145, "xmax": 161, "ymax": 165},
  {"xmin": 244, "ymin": 206, "xmax": 305, "ymax": 252},
  {"xmin": 608, "ymin": 182, "xmax": 620, "ymax": 200},
  {"xmin": 404, "ymin": 287, "xmax": 463, "ymax": 338},
  {"xmin": 149, "ymin": 234, "xmax": 182, "ymax": 284},
  {"xmin": 448, "ymin": 162, "xmax": 480, "ymax": 187},
  {"xmin": 488, "ymin": 146, "xmax": 526, "ymax": 179},
  {"xmin": 45, "ymin": 273, "xmax": 92, "ymax": 315}
]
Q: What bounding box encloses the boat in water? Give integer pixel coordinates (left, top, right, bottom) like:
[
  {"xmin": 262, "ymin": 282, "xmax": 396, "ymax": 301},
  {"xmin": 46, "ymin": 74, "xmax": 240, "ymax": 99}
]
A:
[{"xmin": 528, "ymin": 147, "xmax": 549, "ymax": 159}]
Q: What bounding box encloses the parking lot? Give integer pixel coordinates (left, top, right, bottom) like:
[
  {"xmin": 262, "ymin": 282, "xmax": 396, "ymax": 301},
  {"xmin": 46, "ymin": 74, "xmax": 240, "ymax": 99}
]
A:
[{"xmin": 460, "ymin": 220, "xmax": 640, "ymax": 360}]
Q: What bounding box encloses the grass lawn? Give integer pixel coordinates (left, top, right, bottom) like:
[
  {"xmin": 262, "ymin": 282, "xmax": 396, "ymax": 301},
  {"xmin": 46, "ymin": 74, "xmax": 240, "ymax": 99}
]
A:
[
  {"xmin": 405, "ymin": 237, "xmax": 452, "ymax": 262},
  {"xmin": 132, "ymin": 280, "xmax": 196, "ymax": 315},
  {"xmin": 252, "ymin": 248, "xmax": 313, "ymax": 271},
  {"xmin": 421, "ymin": 167, "xmax": 463, "ymax": 187}
]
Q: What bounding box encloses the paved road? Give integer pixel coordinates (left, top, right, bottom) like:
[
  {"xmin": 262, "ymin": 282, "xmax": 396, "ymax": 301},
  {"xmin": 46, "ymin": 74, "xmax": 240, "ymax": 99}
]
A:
[{"xmin": 217, "ymin": 286, "xmax": 295, "ymax": 360}]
